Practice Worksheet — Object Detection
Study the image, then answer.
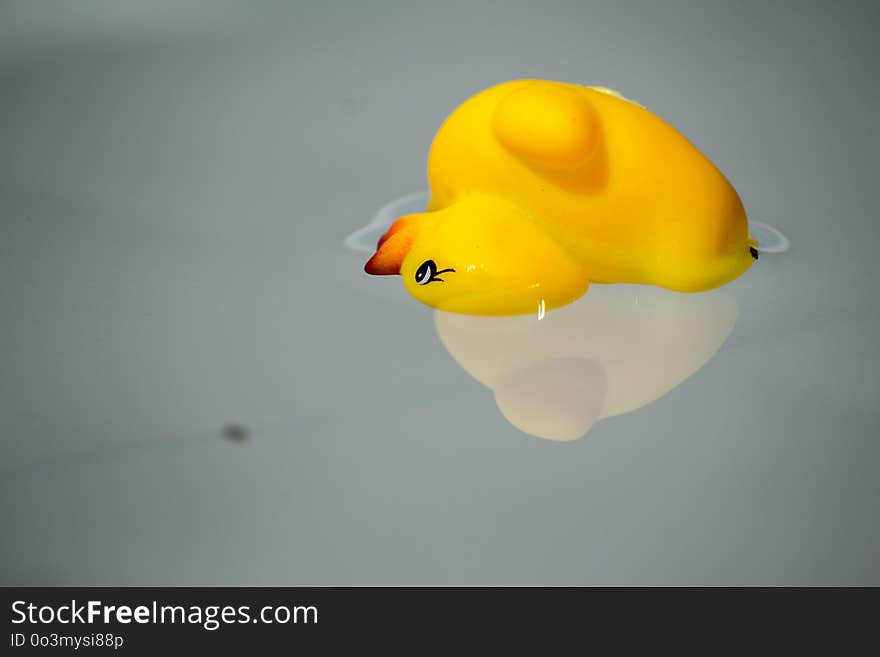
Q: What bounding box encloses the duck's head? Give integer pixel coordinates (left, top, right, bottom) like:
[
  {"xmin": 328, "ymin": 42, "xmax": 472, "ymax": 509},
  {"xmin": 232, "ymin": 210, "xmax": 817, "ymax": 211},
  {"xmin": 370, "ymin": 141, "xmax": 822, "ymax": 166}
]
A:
[{"xmin": 364, "ymin": 195, "xmax": 589, "ymax": 316}]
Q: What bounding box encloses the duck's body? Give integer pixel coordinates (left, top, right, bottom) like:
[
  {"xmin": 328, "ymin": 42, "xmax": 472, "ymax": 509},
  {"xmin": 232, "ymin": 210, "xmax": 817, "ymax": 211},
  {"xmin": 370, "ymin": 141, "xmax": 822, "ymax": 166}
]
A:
[{"xmin": 366, "ymin": 80, "xmax": 756, "ymax": 316}]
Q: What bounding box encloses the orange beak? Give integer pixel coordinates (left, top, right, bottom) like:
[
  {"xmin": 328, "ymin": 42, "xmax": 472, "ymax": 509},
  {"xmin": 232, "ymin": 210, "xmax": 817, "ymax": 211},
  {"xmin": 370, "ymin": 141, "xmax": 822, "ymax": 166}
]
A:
[{"xmin": 364, "ymin": 215, "xmax": 419, "ymax": 276}]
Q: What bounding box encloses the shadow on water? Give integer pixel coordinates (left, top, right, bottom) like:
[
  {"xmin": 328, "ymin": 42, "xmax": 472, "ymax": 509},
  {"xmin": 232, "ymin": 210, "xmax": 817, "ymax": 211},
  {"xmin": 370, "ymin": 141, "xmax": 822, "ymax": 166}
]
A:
[{"xmin": 435, "ymin": 284, "xmax": 737, "ymax": 441}]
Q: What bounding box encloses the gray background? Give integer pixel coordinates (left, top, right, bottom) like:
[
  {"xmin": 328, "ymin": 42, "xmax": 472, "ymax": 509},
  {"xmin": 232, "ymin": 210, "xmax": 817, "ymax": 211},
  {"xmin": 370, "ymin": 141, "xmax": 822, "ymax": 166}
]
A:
[{"xmin": 1, "ymin": 0, "xmax": 878, "ymax": 585}]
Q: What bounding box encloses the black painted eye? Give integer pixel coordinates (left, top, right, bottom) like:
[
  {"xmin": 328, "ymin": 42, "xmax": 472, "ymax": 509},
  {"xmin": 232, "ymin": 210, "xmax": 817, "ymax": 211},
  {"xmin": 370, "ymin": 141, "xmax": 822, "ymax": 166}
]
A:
[
  {"xmin": 415, "ymin": 259, "xmax": 455, "ymax": 285},
  {"xmin": 415, "ymin": 260, "xmax": 436, "ymax": 285}
]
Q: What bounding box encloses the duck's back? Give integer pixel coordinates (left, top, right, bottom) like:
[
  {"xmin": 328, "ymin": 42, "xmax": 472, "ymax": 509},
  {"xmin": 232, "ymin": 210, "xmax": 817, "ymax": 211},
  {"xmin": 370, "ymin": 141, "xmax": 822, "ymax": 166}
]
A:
[{"xmin": 427, "ymin": 80, "xmax": 754, "ymax": 292}]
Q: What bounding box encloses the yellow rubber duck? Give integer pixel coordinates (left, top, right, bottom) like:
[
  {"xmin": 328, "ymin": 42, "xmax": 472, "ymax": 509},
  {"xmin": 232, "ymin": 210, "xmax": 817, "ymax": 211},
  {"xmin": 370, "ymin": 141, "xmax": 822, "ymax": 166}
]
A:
[{"xmin": 366, "ymin": 80, "xmax": 757, "ymax": 316}]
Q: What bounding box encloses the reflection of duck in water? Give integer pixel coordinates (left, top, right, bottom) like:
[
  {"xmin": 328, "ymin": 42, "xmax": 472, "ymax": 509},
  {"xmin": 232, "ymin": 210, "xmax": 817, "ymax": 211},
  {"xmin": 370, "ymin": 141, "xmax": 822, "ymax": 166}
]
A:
[
  {"xmin": 366, "ymin": 80, "xmax": 757, "ymax": 316},
  {"xmin": 434, "ymin": 285, "xmax": 737, "ymax": 441}
]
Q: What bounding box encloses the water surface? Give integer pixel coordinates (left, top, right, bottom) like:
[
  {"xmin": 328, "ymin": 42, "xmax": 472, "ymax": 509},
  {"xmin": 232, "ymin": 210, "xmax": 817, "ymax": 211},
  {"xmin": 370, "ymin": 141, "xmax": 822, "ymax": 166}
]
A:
[{"xmin": 1, "ymin": 1, "xmax": 878, "ymax": 585}]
